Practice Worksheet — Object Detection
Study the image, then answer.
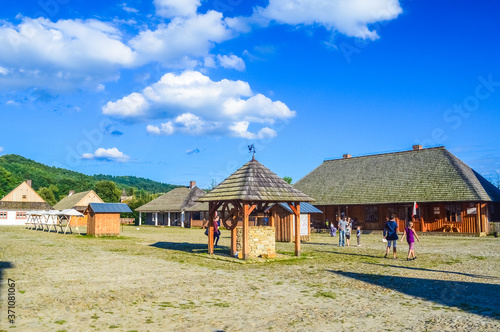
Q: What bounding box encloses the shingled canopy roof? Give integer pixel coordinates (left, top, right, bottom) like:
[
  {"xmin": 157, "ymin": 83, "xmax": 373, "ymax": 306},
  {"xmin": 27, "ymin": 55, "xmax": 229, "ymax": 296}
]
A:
[
  {"xmin": 294, "ymin": 146, "xmax": 500, "ymax": 205},
  {"xmin": 136, "ymin": 186, "xmax": 206, "ymax": 212},
  {"xmin": 197, "ymin": 158, "xmax": 314, "ymax": 203}
]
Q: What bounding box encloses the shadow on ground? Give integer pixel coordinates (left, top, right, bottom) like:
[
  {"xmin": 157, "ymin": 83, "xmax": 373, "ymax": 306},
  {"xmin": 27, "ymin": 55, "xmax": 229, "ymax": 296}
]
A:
[
  {"xmin": 365, "ymin": 263, "xmax": 500, "ymax": 280},
  {"xmin": 150, "ymin": 242, "xmax": 228, "ymax": 254},
  {"xmin": 0, "ymin": 261, "xmax": 14, "ymax": 300},
  {"xmin": 329, "ymin": 270, "xmax": 500, "ymax": 319}
]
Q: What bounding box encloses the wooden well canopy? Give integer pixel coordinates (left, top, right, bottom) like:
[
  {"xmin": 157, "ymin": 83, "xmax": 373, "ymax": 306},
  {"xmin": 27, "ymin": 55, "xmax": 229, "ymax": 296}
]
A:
[{"xmin": 197, "ymin": 157, "xmax": 314, "ymax": 259}]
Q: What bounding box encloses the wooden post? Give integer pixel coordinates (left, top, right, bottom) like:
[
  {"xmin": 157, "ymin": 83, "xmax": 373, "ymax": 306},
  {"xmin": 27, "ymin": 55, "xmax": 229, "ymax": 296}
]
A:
[
  {"xmin": 231, "ymin": 213, "xmax": 238, "ymax": 257},
  {"xmin": 168, "ymin": 212, "xmax": 171, "ymax": 226},
  {"xmin": 243, "ymin": 202, "xmax": 250, "ymax": 260},
  {"xmin": 154, "ymin": 212, "xmax": 158, "ymax": 226},
  {"xmin": 139, "ymin": 212, "xmax": 142, "ymax": 226},
  {"xmin": 181, "ymin": 211, "xmax": 185, "ymax": 228},
  {"xmin": 269, "ymin": 207, "xmax": 275, "ymax": 228},
  {"xmin": 295, "ymin": 202, "xmax": 301, "ymax": 256},
  {"xmin": 476, "ymin": 203, "xmax": 482, "ymax": 235},
  {"xmin": 208, "ymin": 202, "xmax": 214, "ymax": 254}
]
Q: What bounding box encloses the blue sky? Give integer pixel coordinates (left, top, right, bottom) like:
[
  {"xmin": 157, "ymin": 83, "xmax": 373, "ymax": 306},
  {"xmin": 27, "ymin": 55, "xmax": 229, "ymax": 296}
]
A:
[{"xmin": 0, "ymin": 0, "xmax": 499, "ymax": 189}]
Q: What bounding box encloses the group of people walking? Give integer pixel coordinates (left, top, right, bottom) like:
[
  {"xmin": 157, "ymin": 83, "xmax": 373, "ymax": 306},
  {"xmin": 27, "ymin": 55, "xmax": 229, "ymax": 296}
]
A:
[
  {"xmin": 326, "ymin": 214, "xmax": 421, "ymax": 260},
  {"xmin": 327, "ymin": 216, "xmax": 361, "ymax": 247}
]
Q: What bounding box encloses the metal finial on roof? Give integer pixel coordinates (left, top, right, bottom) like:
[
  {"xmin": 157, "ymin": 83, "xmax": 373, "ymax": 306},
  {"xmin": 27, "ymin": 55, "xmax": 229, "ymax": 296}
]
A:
[{"xmin": 248, "ymin": 144, "xmax": 256, "ymax": 160}]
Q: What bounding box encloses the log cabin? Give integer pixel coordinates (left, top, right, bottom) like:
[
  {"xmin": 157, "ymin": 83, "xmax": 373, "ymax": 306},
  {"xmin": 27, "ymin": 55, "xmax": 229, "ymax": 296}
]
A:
[{"xmin": 294, "ymin": 146, "xmax": 500, "ymax": 235}]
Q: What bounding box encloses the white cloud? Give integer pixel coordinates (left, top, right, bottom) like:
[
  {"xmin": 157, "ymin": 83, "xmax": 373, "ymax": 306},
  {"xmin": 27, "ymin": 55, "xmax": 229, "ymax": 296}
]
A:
[
  {"xmin": 0, "ymin": 147, "xmax": 3, "ymax": 153},
  {"xmin": 217, "ymin": 54, "xmax": 245, "ymax": 71},
  {"xmin": 0, "ymin": 17, "xmax": 134, "ymax": 89},
  {"xmin": 121, "ymin": 3, "xmax": 139, "ymax": 13},
  {"xmin": 81, "ymin": 147, "xmax": 130, "ymax": 162},
  {"xmin": 235, "ymin": 0, "xmax": 403, "ymax": 40},
  {"xmin": 105, "ymin": 70, "xmax": 294, "ymax": 138},
  {"xmin": 102, "ymin": 92, "xmax": 148, "ymax": 117},
  {"xmin": 129, "ymin": 10, "xmax": 234, "ymax": 68},
  {"xmin": 154, "ymin": 0, "xmax": 201, "ymax": 18},
  {"xmin": 0, "ymin": 10, "xmax": 235, "ymax": 90},
  {"xmin": 229, "ymin": 121, "xmax": 277, "ymax": 139}
]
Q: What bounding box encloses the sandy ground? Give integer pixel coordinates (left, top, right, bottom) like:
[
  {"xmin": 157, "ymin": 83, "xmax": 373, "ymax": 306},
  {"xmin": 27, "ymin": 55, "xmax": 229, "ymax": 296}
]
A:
[{"xmin": 0, "ymin": 225, "xmax": 499, "ymax": 332}]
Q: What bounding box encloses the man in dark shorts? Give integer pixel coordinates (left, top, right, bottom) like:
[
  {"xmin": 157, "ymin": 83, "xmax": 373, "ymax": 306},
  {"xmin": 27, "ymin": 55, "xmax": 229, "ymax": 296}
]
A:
[{"xmin": 383, "ymin": 214, "xmax": 399, "ymax": 258}]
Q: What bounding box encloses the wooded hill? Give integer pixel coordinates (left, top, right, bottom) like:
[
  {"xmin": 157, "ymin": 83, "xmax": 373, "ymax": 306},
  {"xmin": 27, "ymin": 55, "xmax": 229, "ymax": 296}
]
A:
[{"xmin": 0, "ymin": 154, "xmax": 180, "ymax": 201}]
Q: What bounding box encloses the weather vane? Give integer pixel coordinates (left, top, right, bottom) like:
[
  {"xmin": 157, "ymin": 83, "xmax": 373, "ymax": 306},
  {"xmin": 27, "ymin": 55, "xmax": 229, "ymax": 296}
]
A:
[{"xmin": 248, "ymin": 144, "xmax": 256, "ymax": 159}]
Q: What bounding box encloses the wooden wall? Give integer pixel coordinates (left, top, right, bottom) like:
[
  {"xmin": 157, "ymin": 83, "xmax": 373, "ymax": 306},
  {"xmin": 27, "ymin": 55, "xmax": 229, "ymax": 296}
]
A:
[
  {"xmin": 87, "ymin": 212, "xmax": 120, "ymax": 236},
  {"xmin": 1, "ymin": 182, "xmax": 46, "ymax": 203},
  {"xmin": 270, "ymin": 205, "xmax": 310, "ymax": 242},
  {"xmin": 314, "ymin": 202, "xmax": 489, "ymax": 234}
]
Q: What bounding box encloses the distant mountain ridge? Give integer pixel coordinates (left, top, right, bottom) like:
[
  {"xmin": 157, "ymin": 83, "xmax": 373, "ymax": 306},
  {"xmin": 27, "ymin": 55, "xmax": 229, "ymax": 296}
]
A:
[{"xmin": 0, "ymin": 154, "xmax": 180, "ymax": 199}]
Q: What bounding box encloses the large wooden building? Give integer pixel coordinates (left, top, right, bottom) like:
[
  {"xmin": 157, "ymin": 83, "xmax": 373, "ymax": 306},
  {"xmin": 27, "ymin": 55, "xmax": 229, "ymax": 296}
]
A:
[
  {"xmin": 0, "ymin": 181, "xmax": 52, "ymax": 225},
  {"xmin": 136, "ymin": 181, "xmax": 206, "ymax": 227},
  {"xmin": 294, "ymin": 146, "xmax": 500, "ymax": 235}
]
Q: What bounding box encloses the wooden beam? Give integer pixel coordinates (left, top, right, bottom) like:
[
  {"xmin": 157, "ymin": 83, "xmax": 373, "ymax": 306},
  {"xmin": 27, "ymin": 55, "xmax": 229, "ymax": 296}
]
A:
[
  {"xmin": 208, "ymin": 202, "xmax": 215, "ymax": 254},
  {"xmin": 294, "ymin": 202, "xmax": 301, "ymax": 256},
  {"xmin": 247, "ymin": 204, "xmax": 257, "ymax": 215},
  {"xmin": 209, "ymin": 201, "xmax": 223, "ymax": 216},
  {"xmin": 476, "ymin": 203, "xmax": 482, "ymax": 234},
  {"xmin": 269, "ymin": 206, "xmax": 275, "ymax": 228},
  {"xmin": 242, "ymin": 202, "xmax": 250, "ymax": 260},
  {"xmin": 231, "ymin": 213, "xmax": 238, "ymax": 257}
]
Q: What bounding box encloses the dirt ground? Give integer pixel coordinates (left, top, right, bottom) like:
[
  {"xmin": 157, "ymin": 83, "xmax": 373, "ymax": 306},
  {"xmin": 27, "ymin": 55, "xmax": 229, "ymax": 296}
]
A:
[{"xmin": 0, "ymin": 225, "xmax": 499, "ymax": 331}]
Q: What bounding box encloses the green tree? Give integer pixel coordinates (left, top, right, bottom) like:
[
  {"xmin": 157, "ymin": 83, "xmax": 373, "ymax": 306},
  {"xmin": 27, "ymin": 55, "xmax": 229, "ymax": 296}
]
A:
[
  {"xmin": 94, "ymin": 180, "xmax": 121, "ymax": 203},
  {"xmin": 283, "ymin": 176, "xmax": 292, "ymax": 185},
  {"xmin": 37, "ymin": 187, "xmax": 57, "ymax": 206},
  {"xmin": 0, "ymin": 166, "xmax": 20, "ymax": 198}
]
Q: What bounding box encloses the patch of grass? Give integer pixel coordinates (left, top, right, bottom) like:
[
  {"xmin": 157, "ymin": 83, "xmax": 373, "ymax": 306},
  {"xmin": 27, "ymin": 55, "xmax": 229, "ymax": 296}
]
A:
[
  {"xmin": 470, "ymin": 255, "xmax": 486, "ymax": 260},
  {"xmin": 145, "ymin": 317, "xmax": 154, "ymax": 324},
  {"xmin": 54, "ymin": 320, "xmax": 66, "ymax": 325},
  {"xmin": 213, "ymin": 302, "xmax": 230, "ymax": 307},
  {"xmin": 276, "ymin": 281, "xmax": 283, "ymax": 285},
  {"xmin": 91, "ymin": 314, "xmax": 99, "ymax": 320},
  {"xmin": 109, "ymin": 325, "xmax": 120, "ymax": 329},
  {"xmin": 158, "ymin": 302, "xmax": 175, "ymax": 308},
  {"xmin": 18, "ymin": 290, "xmax": 26, "ymax": 294},
  {"xmin": 178, "ymin": 300, "xmax": 197, "ymax": 309},
  {"xmin": 314, "ymin": 291, "xmax": 336, "ymax": 299}
]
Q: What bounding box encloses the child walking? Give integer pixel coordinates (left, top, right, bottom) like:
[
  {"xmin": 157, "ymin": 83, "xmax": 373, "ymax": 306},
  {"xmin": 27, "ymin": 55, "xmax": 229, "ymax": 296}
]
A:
[
  {"xmin": 356, "ymin": 226, "xmax": 361, "ymax": 246},
  {"xmin": 401, "ymin": 221, "xmax": 420, "ymax": 260}
]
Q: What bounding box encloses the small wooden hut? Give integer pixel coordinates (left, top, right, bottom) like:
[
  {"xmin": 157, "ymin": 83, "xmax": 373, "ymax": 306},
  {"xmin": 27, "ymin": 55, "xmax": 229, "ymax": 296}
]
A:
[
  {"xmin": 85, "ymin": 203, "xmax": 132, "ymax": 237},
  {"xmin": 196, "ymin": 156, "xmax": 314, "ymax": 259}
]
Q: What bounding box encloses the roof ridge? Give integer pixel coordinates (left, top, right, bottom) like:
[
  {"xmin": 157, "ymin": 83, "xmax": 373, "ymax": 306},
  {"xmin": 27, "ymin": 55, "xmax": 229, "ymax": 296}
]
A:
[{"xmin": 324, "ymin": 146, "xmax": 445, "ymax": 162}]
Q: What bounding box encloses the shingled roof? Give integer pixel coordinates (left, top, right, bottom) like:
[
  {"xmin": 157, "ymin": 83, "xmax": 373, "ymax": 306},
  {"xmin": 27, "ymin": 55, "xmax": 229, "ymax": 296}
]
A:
[
  {"xmin": 135, "ymin": 186, "xmax": 206, "ymax": 212},
  {"xmin": 53, "ymin": 190, "xmax": 102, "ymax": 210},
  {"xmin": 197, "ymin": 158, "xmax": 314, "ymax": 203},
  {"xmin": 293, "ymin": 147, "xmax": 500, "ymax": 205},
  {"xmin": 0, "ymin": 201, "xmax": 52, "ymax": 211}
]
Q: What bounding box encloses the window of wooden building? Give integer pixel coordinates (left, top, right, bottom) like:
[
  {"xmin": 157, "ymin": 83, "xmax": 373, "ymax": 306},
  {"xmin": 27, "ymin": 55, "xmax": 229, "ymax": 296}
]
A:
[
  {"xmin": 445, "ymin": 204, "xmax": 461, "ymax": 222},
  {"xmin": 433, "ymin": 206, "xmax": 440, "ymax": 215},
  {"xmin": 0, "ymin": 211, "xmax": 7, "ymax": 219},
  {"xmin": 16, "ymin": 211, "xmax": 27, "ymax": 219},
  {"xmin": 364, "ymin": 206, "xmax": 378, "ymax": 222}
]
